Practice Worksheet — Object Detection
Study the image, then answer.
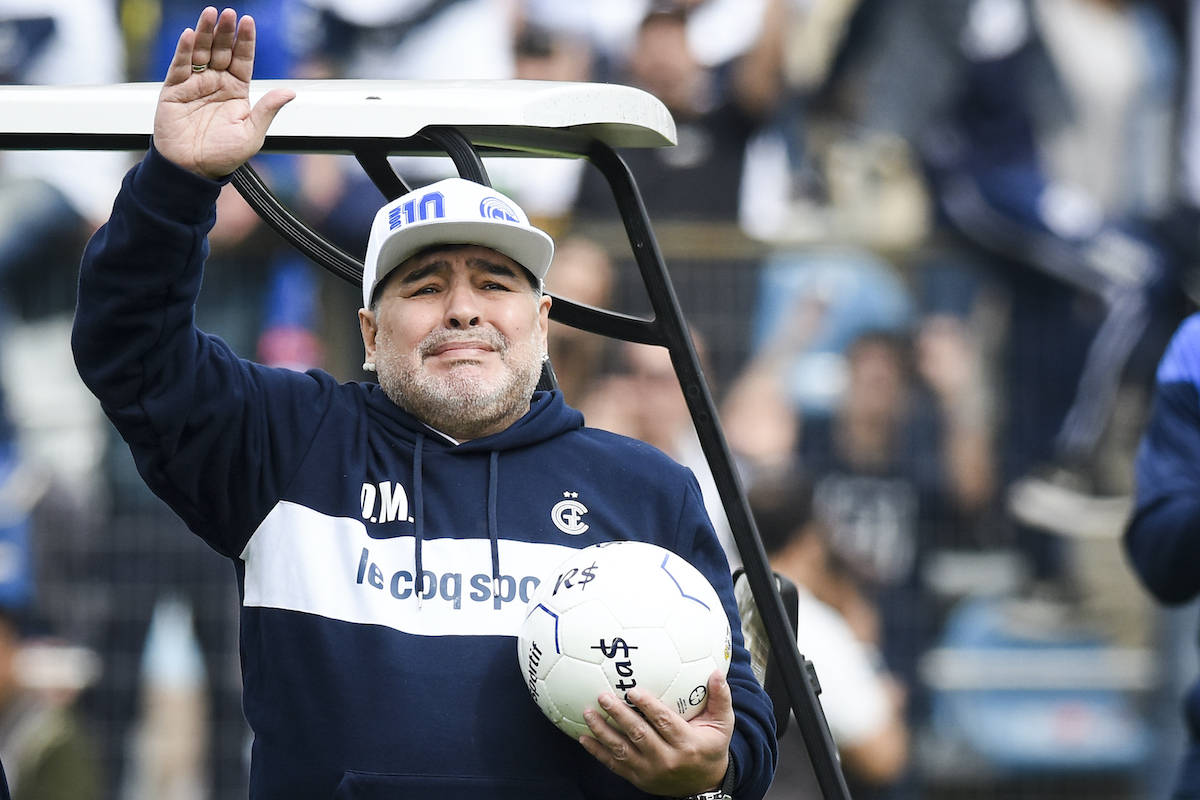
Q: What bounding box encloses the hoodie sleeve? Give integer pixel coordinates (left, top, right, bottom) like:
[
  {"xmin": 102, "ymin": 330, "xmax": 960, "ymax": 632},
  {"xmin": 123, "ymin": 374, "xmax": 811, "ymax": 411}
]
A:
[
  {"xmin": 1125, "ymin": 313, "xmax": 1200, "ymax": 605},
  {"xmin": 72, "ymin": 146, "xmax": 334, "ymax": 557},
  {"xmin": 675, "ymin": 475, "xmax": 778, "ymax": 800}
]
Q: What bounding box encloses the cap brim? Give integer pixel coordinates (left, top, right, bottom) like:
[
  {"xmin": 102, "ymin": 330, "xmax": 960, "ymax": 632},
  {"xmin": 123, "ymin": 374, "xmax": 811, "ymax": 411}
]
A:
[{"xmin": 371, "ymin": 218, "xmax": 554, "ymax": 303}]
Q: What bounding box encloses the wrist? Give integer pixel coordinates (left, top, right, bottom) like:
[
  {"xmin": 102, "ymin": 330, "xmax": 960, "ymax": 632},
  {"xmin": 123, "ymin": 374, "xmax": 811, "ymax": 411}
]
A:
[
  {"xmin": 133, "ymin": 145, "xmax": 227, "ymax": 228},
  {"xmin": 679, "ymin": 758, "xmax": 735, "ymax": 800}
]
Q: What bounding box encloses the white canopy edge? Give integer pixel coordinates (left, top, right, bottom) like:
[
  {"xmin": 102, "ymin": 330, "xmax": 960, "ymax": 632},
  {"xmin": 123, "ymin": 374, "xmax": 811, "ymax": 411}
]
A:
[{"xmin": 0, "ymin": 79, "xmax": 677, "ymax": 154}]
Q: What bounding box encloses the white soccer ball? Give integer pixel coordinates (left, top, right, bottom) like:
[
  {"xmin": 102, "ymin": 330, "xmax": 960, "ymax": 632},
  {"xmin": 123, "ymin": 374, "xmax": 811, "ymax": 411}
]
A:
[{"xmin": 517, "ymin": 540, "xmax": 733, "ymax": 739}]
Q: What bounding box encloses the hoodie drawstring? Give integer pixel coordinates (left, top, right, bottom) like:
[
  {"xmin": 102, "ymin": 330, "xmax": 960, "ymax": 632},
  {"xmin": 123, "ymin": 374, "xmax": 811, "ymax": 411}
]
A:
[
  {"xmin": 413, "ymin": 433, "xmax": 425, "ymax": 608},
  {"xmin": 488, "ymin": 450, "xmax": 501, "ymax": 588},
  {"xmin": 409, "ymin": 436, "xmax": 502, "ymax": 608}
]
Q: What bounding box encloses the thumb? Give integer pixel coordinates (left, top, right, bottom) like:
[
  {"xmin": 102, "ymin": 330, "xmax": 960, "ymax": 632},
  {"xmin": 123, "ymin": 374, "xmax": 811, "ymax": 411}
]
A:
[
  {"xmin": 700, "ymin": 669, "xmax": 735, "ymax": 727},
  {"xmin": 248, "ymin": 87, "xmax": 296, "ymax": 136}
]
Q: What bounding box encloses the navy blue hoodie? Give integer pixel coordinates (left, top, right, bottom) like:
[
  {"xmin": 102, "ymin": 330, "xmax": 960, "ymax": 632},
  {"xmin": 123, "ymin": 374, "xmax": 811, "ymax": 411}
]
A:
[{"xmin": 71, "ymin": 147, "xmax": 776, "ymax": 800}]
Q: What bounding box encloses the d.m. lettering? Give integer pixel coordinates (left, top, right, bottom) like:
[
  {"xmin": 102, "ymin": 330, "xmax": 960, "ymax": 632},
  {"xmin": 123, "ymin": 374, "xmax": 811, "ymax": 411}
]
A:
[{"xmin": 360, "ymin": 481, "xmax": 413, "ymax": 524}]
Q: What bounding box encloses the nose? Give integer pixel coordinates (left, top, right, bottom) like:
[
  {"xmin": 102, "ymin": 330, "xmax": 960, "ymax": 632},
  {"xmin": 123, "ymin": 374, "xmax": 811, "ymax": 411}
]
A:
[{"xmin": 444, "ymin": 281, "xmax": 481, "ymax": 329}]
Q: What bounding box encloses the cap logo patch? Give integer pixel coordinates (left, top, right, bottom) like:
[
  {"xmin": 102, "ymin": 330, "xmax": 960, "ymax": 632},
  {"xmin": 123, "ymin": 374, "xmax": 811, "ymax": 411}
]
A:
[
  {"xmin": 388, "ymin": 191, "xmax": 446, "ymax": 230},
  {"xmin": 480, "ymin": 196, "xmax": 519, "ymax": 223}
]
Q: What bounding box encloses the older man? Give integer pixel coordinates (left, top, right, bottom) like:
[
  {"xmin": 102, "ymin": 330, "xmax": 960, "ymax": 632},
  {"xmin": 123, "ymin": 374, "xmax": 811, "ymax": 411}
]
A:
[{"xmin": 70, "ymin": 7, "xmax": 775, "ymax": 800}]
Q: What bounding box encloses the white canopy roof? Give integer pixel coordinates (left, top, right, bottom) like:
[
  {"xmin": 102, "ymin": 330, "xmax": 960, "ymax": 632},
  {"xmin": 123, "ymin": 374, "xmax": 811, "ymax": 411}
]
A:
[{"xmin": 0, "ymin": 79, "xmax": 676, "ymax": 155}]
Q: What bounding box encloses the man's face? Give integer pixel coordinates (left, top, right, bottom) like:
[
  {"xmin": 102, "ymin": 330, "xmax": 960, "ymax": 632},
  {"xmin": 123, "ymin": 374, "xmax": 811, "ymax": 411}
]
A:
[
  {"xmin": 359, "ymin": 245, "xmax": 552, "ymax": 441},
  {"xmin": 630, "ymin": 16, "xmax": 700, "ymax": 112}
]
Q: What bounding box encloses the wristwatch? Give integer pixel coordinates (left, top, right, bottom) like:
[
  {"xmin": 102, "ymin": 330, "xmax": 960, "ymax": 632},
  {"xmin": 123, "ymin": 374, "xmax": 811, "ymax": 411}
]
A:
[{"xmin": 680, "ymin": 761, "xmax": 735, "ymax": 800}]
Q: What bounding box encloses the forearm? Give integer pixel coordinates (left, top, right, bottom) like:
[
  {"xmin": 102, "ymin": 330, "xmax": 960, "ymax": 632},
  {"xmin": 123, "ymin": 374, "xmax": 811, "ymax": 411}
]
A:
[
  {"xmin": 939, "ymin": 405, "xmax": 995, "ymax": 515},
  {"xmin": 1126, "ymin": 495, "xmax": 1200, "ymax": 605},
  {"xmin": 72, "ymin": 145, "xmax": 224, "ymax": 413},
  {"xmin": 842, "ymin": 718, "xmax": 908, "ymax": 786},
  {"xmin": 730, "ymin": 0, "xmax": 786, "ymax": 120},
  {"xmin": 70, "ymin": 145, "xmax": 290, "ymax": 554}
]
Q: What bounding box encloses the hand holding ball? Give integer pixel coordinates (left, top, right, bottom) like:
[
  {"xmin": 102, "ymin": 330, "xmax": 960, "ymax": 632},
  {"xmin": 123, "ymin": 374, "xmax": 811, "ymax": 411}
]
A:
[{"xmin": 517, "ymin": 541, "xmax": 732, "ymax": 738}]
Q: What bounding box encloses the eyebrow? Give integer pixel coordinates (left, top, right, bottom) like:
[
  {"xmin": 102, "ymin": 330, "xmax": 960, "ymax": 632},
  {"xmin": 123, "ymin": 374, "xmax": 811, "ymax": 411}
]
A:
[
  {"xmin": 397, "ymin": 260, "xmax": 448, "ymax": 286},
  {"xmin": 397, "ymin": 256, "xmax": 525, "ymax": 286}
]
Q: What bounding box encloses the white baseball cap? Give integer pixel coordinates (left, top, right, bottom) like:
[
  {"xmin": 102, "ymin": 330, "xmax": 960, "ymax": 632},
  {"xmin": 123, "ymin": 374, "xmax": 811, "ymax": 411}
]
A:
[{"xmin": 362, "ymin": 177, "xmax": 555, "ymax": 308}]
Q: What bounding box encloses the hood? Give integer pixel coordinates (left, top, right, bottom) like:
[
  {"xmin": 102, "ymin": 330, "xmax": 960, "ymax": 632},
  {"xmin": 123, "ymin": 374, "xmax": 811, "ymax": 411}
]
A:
[{"xmin": 365, "ymin": 388, "xmax": 583, "ymax": 452}]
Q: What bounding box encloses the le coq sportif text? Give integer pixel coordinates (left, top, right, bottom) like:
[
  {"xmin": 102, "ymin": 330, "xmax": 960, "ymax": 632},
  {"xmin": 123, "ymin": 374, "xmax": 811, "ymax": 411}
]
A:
[{"xmin": 356, "ymin": 546, "xmax": 542, "ymax": 610}]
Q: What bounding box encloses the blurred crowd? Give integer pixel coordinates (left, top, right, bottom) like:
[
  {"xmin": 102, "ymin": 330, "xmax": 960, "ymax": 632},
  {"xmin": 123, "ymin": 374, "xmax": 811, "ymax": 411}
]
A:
[{"xmin": 1, "ymin": 0, "xmax": 1198, "ymax": 798}]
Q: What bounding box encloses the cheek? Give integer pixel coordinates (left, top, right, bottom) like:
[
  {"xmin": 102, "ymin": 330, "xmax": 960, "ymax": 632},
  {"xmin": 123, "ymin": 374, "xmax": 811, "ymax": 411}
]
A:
[
  {"xmin": 497, "ymin": 305, "xmax": 546, "ymax": 348},
  {"xmin": 376, "ymin": 309, "xmax": 431, "ymax": 351},
  {"xmin": 374, "ymin": 324, "xmax": 421, "ymax": 368},
  {"xmin": 522, "ymin": 318, "xmax": 549, "ymax": 353}
]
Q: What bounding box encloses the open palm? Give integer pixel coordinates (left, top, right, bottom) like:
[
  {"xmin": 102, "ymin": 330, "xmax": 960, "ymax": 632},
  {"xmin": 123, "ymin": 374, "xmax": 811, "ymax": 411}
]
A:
[{"xmin": 154, "ymin": 7, "xmax": 294, "ymax": 179}]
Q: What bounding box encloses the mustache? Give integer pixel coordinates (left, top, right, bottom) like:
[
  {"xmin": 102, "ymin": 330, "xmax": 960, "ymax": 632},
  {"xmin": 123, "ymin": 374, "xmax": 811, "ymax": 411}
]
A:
[{"xmin": 418, "ymin": 328, "xmax": 508, "ymax": 359}]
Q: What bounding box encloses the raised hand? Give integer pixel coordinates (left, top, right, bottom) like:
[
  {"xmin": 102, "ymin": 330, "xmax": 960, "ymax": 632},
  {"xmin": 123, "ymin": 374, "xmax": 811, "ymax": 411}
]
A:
[{"xmin": 154, "ymin": 7, "xmax": 294, "ymax": 179}]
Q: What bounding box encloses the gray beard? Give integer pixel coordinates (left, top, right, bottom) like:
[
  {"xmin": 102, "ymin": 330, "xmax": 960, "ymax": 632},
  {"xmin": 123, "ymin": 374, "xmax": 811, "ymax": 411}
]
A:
[{"xmin": 375, "ymin": 328, "xmax": 543, "ymax": 441}]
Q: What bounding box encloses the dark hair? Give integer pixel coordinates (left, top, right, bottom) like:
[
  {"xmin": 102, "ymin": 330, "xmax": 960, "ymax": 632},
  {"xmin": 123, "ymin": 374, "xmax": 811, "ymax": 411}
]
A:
[
  {"xmin": 515, "ymin": 23, "xmax": 556, "ymax": 59},
  {"xmin": 746, "ymin": 469, "xmax": 813, "ymax": 558},
  {"xmin": 845, "ymin": 329, "xmax": 914, "ymax": 378}
]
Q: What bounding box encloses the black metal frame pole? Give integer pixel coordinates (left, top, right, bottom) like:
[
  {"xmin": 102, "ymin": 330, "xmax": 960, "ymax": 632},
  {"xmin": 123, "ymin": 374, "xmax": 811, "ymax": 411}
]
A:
[{"xmin": 585, "ymin": 141, "xmax": 852, "ymax": 800}]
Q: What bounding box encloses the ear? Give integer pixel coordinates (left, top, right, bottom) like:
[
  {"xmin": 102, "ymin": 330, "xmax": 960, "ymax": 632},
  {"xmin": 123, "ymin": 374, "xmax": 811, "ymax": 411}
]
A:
[
  {"xmin": 537, "ymin": 294, "xmax": 552, "ymax": 353},
  {"xmin": 359, "ymin": 307, "xmax": 378, "ymax": 365}
]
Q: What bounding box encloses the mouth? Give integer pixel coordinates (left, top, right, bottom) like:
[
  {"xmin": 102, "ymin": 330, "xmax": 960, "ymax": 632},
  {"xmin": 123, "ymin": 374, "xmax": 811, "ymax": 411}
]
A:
[
  {"xmin": 418, "ymin": 327, "xmax": 509, "ymax": 367},
  {"xmin": 422, "ymin": 333, "xmax": 505, "ymax": 363},
  {"xmin": 428, "ymin": 341, "xmax": 494, "ymax": 358}
]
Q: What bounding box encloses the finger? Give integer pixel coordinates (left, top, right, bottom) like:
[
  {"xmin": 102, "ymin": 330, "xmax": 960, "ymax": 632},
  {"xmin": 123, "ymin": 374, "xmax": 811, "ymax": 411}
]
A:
[
  {"xmin": 190, "ymin": 6, "xmax": 219, "ymax": 69},
  {"xmin": 227, "ymin": 14, "xmax": 257, "ymax": 83},
  {"xmin": 621, "ymin": 687, "xmax": 689, "ymax": 748},
  {"xmin": 582, "ymin": 704, "xmax": 633, "ymax": 755},
  {"xmin": 207, "ymin": 7, "xmax": 240, "ymax": 72},
  {"xmin": 164, "ymin": 27, "xmax": 197, "ymax": 86},
  {"xmin": 595, "ymin": 691, "xmax": 658, "ymax": 750},
  {"xmin": 579, "ymin": 725, "xmax": 629, "ymax": 780},
  {"xmin": 579, "ymin": 706, "xmax": 642, "ymax": 780}
]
